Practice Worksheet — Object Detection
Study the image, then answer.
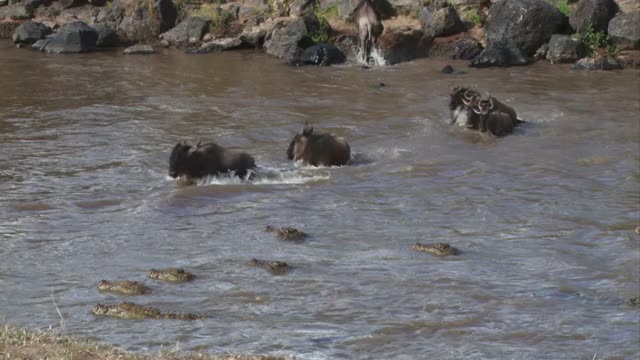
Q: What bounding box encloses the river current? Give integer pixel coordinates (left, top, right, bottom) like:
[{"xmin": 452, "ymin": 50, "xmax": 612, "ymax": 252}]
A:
[{"xmin": 0, "ymin": 40, "xmax": 638, "ymax": 359}]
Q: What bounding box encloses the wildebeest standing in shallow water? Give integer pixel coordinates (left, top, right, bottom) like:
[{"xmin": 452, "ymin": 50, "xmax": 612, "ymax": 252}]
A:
[
  {"xmin": 354, "ymin": 0, "xmax": 383, "ymax": 64},
  {"xmin": 169, "ymin": 141, "xmax": 256, "ymax": 181},
  {"xmin": 287, "ymin": 124, "xmax": 351, "ymax": 167}
]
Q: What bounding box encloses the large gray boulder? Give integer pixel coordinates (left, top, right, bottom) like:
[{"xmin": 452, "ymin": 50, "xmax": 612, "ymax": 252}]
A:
[
  {"xmin": 419, "ymin": 4, "xmax": 465, "ymax": 37},
  {"xmin": 118, "ymin": 0, "xmax": 176, "ymax": 43},
  {"xmin": 263, "ymin": 16, "xmax": 315, "ymax": 59},
  {"xmin": 187, "ymin": 37, "xmax": 242, "ymax": 53},
  {"xmin": 160, "ymin": 17, "xmax": 210, "ymax": 46},
  {"xmin": 12, "ymin": 21, "xmax": 51, "ymax": 44},
  {"xmin": 569, "ymin": 0, "xmax": 617, "ymax": 33},
  {"xmin": 124, "ymin": 43, "xmax": 155, "ymax": 55},
  {"xmin": 378, "ymin": 27, "xmax": 430, "ymax": 64},
  {"xmin": 608, "ymin": 11, "xmax": 640, "ymax": 49},
  {"xmin": 485, "ymin": 0, "xmax": 568, "ymax": 57},
  {"xmin": 41, "ymin": 21, "xmax": 98, "ymax": 53},
  {"xmin": 546, "ymin": 34, "xmax": 586, "ymax": 64}
]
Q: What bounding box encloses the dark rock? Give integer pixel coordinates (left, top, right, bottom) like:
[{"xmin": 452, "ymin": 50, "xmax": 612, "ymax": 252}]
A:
[
  {"xmin": 91, "ymin": 23, "xmax": 118, "ymax": 47},
  {"xmin": 187, "ymin": 37, "xmax": 242, "ymax": 53},
  {"xmin": 569, "ymin": 0, "xmax": 617, "ymax": 33},
  {"xmin": 155, "ymin": 0, "xmax": 177, "ymax": 32},
  {"xmin": 160, "ymin": 17, "xmax": 210, "ymax": 46},
  {"xmin": 470, "ymin": 39, "xmax": 528, "ymax": 67},
  {"xmin": 12, "ymin": 21, "xmax": 51, "ymax": 44},
  {"xmin": 378, "ymin": 27, "xmax": 430, "ymax": 65},
  {"xmin": 419, "ymin": 5, "xmax": 465, "ymax": 37},
  {"xmin": 608, "ymin": 11, "xmax": 640, "ymax": 50},
  {"xmin": 546, "ymin": 34, "xmax": 586, "ymax": 64},
  {"xmin": 451, "ymin": 37, "xmax": 483, "ymax": 59},
  {"xmin": 41, "ymin": 21, "xmax": 98, "ymax": 53},
  {"xmin": 572, "ymin": 56, "xmax": 623, "ymax": 70},
  {"xmin": 0, "ymin": 3, "xmax": 34, "ymax": 20},
  {"xmin": 88, "ymin": 0, "xmax": 107, "ymax": 5},
  {"xmin": 59, "ymin": 0, "xmax": 85, "ymax": 10},
  {"xmin": 123, "ymin": 43, "xmax": 155, "ymax": 55},
  {"xmin": 485, "ymin": 0, "xmax": 568, "ymax": 57},
  {"xmin": 441, "ymin": 64, "xmax": 454, "ymax": 73},
  {"xmin": 288, "ymin": 43, "xmax": 346, "ymax": 66},
  {"xmin": 263, "ymin": 17, "xmax": 314, "ymax": 59}
]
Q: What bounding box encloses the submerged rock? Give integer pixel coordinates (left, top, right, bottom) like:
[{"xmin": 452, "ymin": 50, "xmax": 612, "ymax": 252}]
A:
[
  {"xmin": 412, "ymin": 242, "xmax": 460, "ymax": 256},
  {"xmin": 572, "ymin": 56, "xmax": 623, "ymax": 70},
  {"xmin": 187, "ymin": 37, "xmax": 242, "ymax": 54},
  {"xmin": 147, "ymin": 268, "xmax": 195, "ymax": 282},
  {"xmin": 123, "ymin": 43, "xmax": 155, "ymax": 55}
]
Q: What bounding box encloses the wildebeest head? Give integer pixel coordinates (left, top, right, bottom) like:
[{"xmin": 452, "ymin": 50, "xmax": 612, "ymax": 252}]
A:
[
  {"xmin": 287, "ymin": 123, "xmax": 314, "ymax": 162},
  {"xmin": 169, "ymin": 141, "xmax": 200, "ymax": 178},
  {"xmin": 474, "ymin": 93, "xmax": 494, "ymax": 115}
]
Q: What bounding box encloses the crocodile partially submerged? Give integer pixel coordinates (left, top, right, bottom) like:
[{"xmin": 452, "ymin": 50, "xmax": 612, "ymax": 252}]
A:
[
  {"xmin": 147, "ymin": 268, "xmax": 195, "ymax": 283},
  {"xmin": 412, "ymin": 242, "xmax": 460, "ymax": 256},
  {"xmin": 248, "ymin": 258, "xmax": 290, "ymax": 275},
  {"xmin": 97, "ymin": 280, "xmax": 152, "ymax": 296},
  {"xmin": 92, "ymin": 302, "xmax": 205, "ymax": 320},
  {"xmin": 265, "ymin": 226, "xmax": 308, "ymax": 241}
]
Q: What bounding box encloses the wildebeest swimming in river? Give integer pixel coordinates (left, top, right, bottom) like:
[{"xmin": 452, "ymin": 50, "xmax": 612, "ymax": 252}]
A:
[
  {"xmin": 449, "ymin": 86, "xmax": 524, "ymax": 136},
  {"xmin": 287, "ymin": 123, "xmax": 351, "ymax": 167},
  {"xmin": 353, "ymin": 0, "xmax": 383, "ymax": 64},
  {"xmin": 169, "ymin": 141, "xmax": 256, "ymax": 181}
]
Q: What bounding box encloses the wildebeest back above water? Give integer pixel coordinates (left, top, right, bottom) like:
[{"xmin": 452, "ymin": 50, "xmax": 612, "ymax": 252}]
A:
[
  {"xmin": 287, "ymin": 124, "xmax": 351, "ymax": 167},
  {"xmin": 169, "ymin": 141, "xmax": 256, "ymax": 180}
]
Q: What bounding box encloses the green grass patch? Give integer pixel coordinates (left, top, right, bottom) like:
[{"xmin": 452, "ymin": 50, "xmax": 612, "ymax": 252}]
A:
[
  {"xmin": 544, "ymin": 0, "xmax": 570, "ymax": 16},
  {"xmin": 188, "ymin": 4, "xmax": 236, "ymax": 34},
  {"xmin": 464, "ymin": 9, "xmax": 483, "ymax": 27},
  {"xmin": 575, "ymin": 23, "xmax": 615, "ymax": 56}
]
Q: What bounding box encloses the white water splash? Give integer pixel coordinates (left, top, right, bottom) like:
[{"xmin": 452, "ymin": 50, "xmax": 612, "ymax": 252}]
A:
[
  {"xmin": 191, "ymin": 166, "xmax": 330, "ymax": 186},
  {"xmin": 356, "ymin": 46, "xmax": 387, "ymax": 67}
]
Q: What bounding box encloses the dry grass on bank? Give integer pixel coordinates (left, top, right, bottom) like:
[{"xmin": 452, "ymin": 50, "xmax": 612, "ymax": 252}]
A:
[{"xmin": 0, "ymin": 325, "xmax": 287, "ymax": 360}]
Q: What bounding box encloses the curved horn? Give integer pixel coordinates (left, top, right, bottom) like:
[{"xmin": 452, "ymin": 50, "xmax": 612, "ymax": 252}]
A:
[
  {"xmin": 463, "ymin": 90, "xmax": 475, "ymax": 100},
  {"xmin": 489, "ymin": 98, "xmax": 495, "ymax": 111}
]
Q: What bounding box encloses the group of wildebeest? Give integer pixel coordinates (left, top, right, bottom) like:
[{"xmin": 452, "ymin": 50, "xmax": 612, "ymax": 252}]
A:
[{"xmin": 168, "ymin": 86, "xmax": 523, "ymax": 182}]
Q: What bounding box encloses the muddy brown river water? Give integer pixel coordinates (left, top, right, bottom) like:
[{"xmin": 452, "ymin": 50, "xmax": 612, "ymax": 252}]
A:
[{"xmin": 0, "ymin": 40, "xmax": 638, "ymax": 359}]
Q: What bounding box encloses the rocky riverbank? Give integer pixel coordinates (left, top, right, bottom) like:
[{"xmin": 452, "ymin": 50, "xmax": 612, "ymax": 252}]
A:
[{"xmin": 1, "ymin": 0, "xmax": 639, "ymax": 69}]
